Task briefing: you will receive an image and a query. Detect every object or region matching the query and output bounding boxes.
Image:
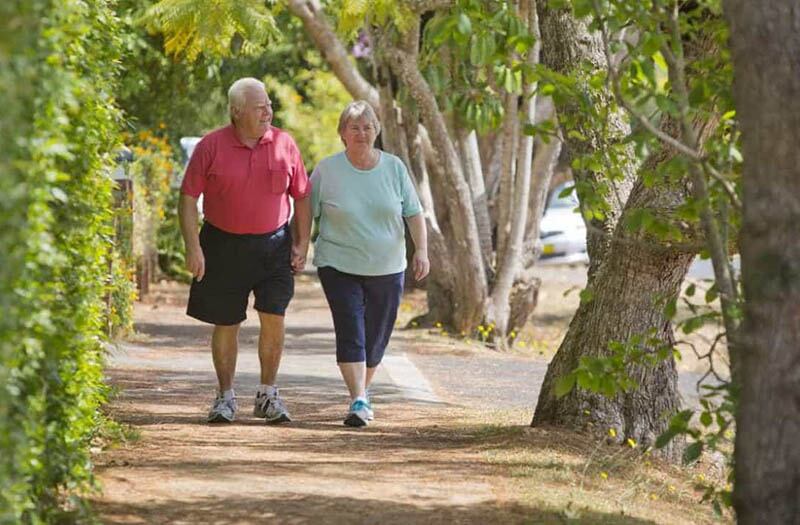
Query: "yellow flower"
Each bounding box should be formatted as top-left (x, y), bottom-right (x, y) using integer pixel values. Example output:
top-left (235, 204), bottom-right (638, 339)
top-left (435, 321), bottom-right (442, 328)
top-left (627, 438), bottom-right (637, 448)
top-left (608, 428), bottom-right (617, 438)
top-left (600, 471), bottom-right (608, 480)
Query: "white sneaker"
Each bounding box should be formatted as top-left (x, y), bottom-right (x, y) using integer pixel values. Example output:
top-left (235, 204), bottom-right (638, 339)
top-left (208, 395), bottom-right (237, 423)
top-left (254, 389), bottom-right (292, 424)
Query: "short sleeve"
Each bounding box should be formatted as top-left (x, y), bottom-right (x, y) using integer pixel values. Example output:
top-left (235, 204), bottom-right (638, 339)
top-left (310, 165), bottom-right (322, 219)
top-left (397, 158), bottom-right (422, 217)
top-left (287, 139), bottom-right (311, 200)
top-left (180, 137), bottom-right (212, 198)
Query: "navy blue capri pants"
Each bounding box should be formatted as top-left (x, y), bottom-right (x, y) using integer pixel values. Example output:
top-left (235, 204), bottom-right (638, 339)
top-left (317, 266), bottom-right (404, 367)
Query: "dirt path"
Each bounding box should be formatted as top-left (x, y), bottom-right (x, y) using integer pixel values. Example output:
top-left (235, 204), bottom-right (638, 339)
top-left (92, 273), bottom-right (722, 525)
top-left (92, 275), bottom-right (533, 524)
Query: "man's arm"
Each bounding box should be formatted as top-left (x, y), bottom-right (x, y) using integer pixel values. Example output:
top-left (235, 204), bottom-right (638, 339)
top-left (178, 193), bottom-right (205, 281)
top-left (405, 213), bottom-right (430, 281)
top-left (290, 195), bottom-right (312, 272)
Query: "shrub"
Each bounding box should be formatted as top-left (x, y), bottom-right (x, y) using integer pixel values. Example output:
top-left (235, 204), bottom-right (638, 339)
top-left (0, 0), bottom-right (127, 521)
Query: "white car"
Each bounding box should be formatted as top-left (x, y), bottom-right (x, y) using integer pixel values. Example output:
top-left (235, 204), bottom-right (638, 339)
top-left (537, 182), bottom-right (589, 265)
top-left (179, 136), bottom-right (203, 215)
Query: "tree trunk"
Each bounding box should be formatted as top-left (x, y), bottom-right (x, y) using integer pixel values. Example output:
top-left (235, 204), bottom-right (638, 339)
top-left (495, 92), bottom-right (518, 261)
top-left (488, 0), bottom-right (541, 346)
top-left (386, 30), bottom-right (488, 332)
top-left (538, 2), bottom-right (637, 280)
top-left (532, 178), bottom-right (692, 456)
top-left (456, 127), bottom-right (494, 276)
top-left (725, 1), bottom-right (800, 522)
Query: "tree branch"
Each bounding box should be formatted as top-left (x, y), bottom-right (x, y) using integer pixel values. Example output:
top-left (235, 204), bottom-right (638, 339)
top-left (592, 0), bottom-right (703, 161)
top-left (284, 0), bottom-right (379, 109)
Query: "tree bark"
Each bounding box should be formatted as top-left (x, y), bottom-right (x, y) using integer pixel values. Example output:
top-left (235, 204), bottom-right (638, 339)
top-left (488, 0), bottom-right (541, 345)
top-left (532, 178), bottom-right (693, 457)
top-left (532, 5), bottom-right (722, 456)
top-left (724, 1), bottom-right (800, 522)
top-left (495, 93), bottom-right (518, 263)
top-left (456, 127), bottom-right (494, 276)
top-left (386, 32), bottom-right (488, 332)
top-left (284, 0), bottom-right (379, 108)
top-left (538, 2), bottom-right (637, 281)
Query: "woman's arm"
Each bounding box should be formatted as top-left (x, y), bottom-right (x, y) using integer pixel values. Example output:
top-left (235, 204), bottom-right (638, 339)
top-left (405, 213), bottom-right (430, 281)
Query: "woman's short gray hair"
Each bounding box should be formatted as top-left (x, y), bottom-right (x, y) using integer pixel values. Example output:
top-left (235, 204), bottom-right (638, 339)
top-left (337, 100), bottom-right (381, 136)
top-left (228, 77), bottom-right (265, 120)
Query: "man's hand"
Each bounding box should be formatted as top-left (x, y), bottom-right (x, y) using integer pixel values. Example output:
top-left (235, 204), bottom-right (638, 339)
top-left (291, 240), bottom-right (309, 273)
top-left (412, 249), bottom-right (430, 281)
top-left (186, 245), bottom-right (205, 282)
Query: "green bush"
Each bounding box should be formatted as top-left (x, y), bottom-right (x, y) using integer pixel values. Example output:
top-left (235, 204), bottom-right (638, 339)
top-left (0, 1), bottom-right (127, 521)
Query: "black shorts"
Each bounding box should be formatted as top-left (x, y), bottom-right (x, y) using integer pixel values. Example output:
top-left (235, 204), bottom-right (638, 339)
top-left (187, 222), bottom-right (294, 325)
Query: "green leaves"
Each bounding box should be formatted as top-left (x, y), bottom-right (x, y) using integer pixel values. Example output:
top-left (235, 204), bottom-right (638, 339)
top-left (143, 0), bottom-right (281, 62)
top-left (1, 0), bottom-right (126, 520)
top-left (554, 373), bottom-right (577, 398)
top-left (420, 1), bottom-right (535, 131)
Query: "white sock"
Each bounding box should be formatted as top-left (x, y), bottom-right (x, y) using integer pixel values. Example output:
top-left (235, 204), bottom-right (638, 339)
top-left (221, 389), bottom-right (235, 401)
top-left (258, 384), bottom-right (277, 397)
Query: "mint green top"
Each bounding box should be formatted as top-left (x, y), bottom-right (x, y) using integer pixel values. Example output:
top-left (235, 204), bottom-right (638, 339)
top-left (311, 151), bottom-right (422, 276)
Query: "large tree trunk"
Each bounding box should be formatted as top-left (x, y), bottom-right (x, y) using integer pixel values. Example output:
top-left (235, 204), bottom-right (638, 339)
top-left (725, 1), bottom-right (800, 522)
top-left (532, 3), bottom-right (726, 457)
top-left (532, 178), bottom-right (694, 456)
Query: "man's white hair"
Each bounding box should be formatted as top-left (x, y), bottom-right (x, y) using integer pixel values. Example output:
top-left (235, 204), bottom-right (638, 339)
top-left (228, 77), bottom-right (266, 121)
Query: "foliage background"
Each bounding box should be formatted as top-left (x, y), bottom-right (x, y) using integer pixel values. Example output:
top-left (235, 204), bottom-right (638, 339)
top-left (0, 0), bottom-right (130, 521)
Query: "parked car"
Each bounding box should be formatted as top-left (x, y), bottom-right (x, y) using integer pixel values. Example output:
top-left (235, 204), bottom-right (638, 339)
top-left (537, 182), bottom-right (589, 265)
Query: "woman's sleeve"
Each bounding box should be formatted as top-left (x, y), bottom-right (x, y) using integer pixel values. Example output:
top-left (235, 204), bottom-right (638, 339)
top-left (398, 159), bottom-right (423, 217)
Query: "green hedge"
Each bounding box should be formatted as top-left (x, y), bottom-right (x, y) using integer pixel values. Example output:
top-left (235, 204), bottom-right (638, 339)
top-left (0, 1), bottom-right (126, 522)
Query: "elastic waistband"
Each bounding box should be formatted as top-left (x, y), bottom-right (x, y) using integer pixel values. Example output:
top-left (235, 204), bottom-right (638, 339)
top-left (203, 221), bottom-right (289, 240)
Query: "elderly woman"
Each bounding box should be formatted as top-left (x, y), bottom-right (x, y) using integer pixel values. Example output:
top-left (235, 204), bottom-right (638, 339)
top-left (311, 100), bottom-right (429, 427)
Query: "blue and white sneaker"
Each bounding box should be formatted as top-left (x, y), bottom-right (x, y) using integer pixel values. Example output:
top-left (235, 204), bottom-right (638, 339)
top-left (344, 398), bottom-right (372, 427)
top-left (207, 395), bottom-right (237, 423)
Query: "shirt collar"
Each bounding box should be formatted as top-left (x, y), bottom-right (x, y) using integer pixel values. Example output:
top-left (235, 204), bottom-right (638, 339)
top-left (227, 124), bottom-right (274, 147)
top-left (260, 126), bottom-right (274, 144)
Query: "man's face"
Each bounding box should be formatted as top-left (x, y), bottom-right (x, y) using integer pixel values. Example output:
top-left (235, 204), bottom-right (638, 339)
top-left (236, 88), bottom-right (272, 138)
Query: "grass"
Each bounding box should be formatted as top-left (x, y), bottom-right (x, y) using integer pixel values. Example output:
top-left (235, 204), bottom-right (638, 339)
top-left (440, 408), bottom-right (732, 524)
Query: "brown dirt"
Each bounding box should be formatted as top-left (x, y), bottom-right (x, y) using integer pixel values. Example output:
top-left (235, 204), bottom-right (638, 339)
top-left (91, 272), bottom-right (729, 524)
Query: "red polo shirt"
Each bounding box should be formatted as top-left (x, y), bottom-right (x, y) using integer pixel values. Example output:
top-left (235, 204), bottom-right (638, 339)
top-left (180, 125), bottom-right (310, 234)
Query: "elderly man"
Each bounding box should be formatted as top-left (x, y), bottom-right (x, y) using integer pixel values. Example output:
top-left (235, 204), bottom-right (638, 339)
top-left (179, 77), bottom-right (311, 424)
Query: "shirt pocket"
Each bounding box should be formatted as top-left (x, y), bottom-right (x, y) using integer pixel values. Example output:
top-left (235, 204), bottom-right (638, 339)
top-left (269, 161), bottom-right (290, 194)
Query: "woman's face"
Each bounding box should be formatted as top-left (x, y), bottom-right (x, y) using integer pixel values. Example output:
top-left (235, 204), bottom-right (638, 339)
top-left (341, 116), bottom-right (378, 150)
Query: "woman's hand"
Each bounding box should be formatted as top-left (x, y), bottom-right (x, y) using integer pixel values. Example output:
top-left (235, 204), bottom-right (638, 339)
top-left (412, 249), bottom-right (430, 281)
